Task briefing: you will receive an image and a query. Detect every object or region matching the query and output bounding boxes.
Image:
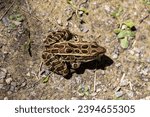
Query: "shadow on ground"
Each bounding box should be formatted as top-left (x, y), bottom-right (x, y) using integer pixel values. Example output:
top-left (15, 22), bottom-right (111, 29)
top-left (65, 55), bottom-right (113, 79)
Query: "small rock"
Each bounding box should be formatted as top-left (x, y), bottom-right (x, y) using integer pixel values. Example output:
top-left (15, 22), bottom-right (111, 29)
top-left (91, 92), bottom-right (97, 96)
top-left (26, 72), bottom-right (31, 77)
top-left (133, 47), bottom-right (141, 54)
top-left (7, 91), bottom-right (13, 95)
top-left (141, 96), bottom-right (150, 100)
top-left (146, 58), bottom-right (150, 63)
top-left (112, 53), bottom-right (118, 59)
top-left (2, 17), bottom-right (10, 26)
top-left (115, 63), bottom-right (121, 68)
top-left (135, 53), bottom-right (140, 58)
top-left (5, 77), bottom-right (12, 85)
top-left (2, 84), bottom-right (10, 91)
top-left (115, 91), bottom-right (124, 98)
top-left (21, 81), bottom-right (27, 88)
top-left (127, 91), bottom-right (134, 98)
top-left (11, 20), bottom-right (22, 26)
top-left (11, 82), bottom-right (17, 87)
top-left (78, 11), bottom-right (84, 16)
top-left (140, 68), bottom-right (149, 76)
top-left (104, 5), bottom-right (111, 13)
top-left (0, 84), bottom-right (4, 89)
top-left (79, 25), bottom-right (89, 33)
top-left (9, 85), bottom-right (15, 92)
top-left (128, 50), bottom-right (135, 55)
top-left (57, 19), bottom-right (63, 26)
top-left (3, 97), bottom-right (8, 100)
top-left (0, 79), bottom-right (4, 84)
top-left (120, 79), bottom-right (129, 87)
top-left (0, 68), bottom-right (7, 79)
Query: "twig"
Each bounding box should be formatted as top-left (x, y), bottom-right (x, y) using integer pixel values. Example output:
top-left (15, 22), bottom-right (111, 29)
top-left (139, 14), bottom-right (149, 24)
top-left (94, 71), bottom-right (97, 92)
top-left (25, 0), bottom-right (31, 14)
top-left (0, 0), bottom-right (15, 20)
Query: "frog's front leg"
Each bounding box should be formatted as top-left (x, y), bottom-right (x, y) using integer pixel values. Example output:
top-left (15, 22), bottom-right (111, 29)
top-left (42, 51), bottom-right (69, 77)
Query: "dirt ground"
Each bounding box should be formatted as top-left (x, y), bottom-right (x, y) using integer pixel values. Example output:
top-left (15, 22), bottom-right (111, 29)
top-left (0, 0), bottom-right (150, 99)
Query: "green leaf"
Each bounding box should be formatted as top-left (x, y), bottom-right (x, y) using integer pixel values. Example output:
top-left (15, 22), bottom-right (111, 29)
top-left (79, 7), bottom-right (89, 15)
top-left (111, 7), bottom-right (123, 18)
top-left (114, 29), bottom-right (121, 34)
top-left (67, 0), bottom-right (72, 4)
top-left (43, 77), bottom-right (49, 83)
top-left (120, 37), bottom-right (129, 48)
top-left (123, 20), bottom-right (135, 28)
top-left (117, 30), bottom-right (135, 39)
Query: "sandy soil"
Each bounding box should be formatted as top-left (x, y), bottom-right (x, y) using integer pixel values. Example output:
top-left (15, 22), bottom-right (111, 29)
top-left (0, 0), bottom-right (150, 99)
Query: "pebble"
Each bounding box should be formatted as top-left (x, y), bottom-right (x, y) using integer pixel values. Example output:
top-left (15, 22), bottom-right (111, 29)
top-left (9, 85), bottom-right (15, 92)
top-left (2, 17), bottom-right (9, 26)
top-left (11, 20), bottom-right (22, 26)
top-left (146, 58), bottom-right (150, 63)
top-left (57, 19), bottom-right (63, 26)
top-left (3, 97), bottom-right (8, 100)
top-left (115, 91), bottom-right (124, 98)
top-left (5, 77), bottom-right (12, 85)
top-left (133, 47), bottom-right (141, 54)
top-left (0, 79), bottom-right (4, 84)
top-left (104, 5), bottom-right (111, 13)
top-left (115, 63), bottom-right (121, 68)
top-left (2, 84), bottom-right (10, 91)
top-left (0, 84), bottom-right (4, 89)
top-left (128, 50), bottom-right (135, 55)
top-left (141, 96), bottom-right (150, 100)
top-left (127, 91), bottom-right (134, 98)
top-left (120, 79), bottom-right (129, 87)
top-left (20, 81), bottom-right (27, 88)
top-left (140, 68), bottom-right (149, 76)
top-left (11, 82), bottom-right (17, 87)
top-left (112, 53), bottom-right (118, 59)
top-left (79, 25), bottom-right (89, 33)
top-left (0, 68), bottom-right (7, 79)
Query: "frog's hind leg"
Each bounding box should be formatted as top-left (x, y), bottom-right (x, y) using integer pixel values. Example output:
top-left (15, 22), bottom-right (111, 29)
top-left (42, 52), bottom-right (69, 77)
top-left (44, 30), bottom-right (73, 47)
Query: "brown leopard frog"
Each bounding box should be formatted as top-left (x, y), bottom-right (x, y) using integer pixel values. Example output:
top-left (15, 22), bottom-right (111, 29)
top-left (42, 29), bottom-right (106, 77)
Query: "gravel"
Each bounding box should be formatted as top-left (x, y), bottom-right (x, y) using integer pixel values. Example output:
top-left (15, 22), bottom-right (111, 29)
top-left (0, 68), bottom-right (7, 79)
top-left (120, 79), bottom-right (129, 87)
top-left (0, 84), bottom-right (4, 89)
top-left (115, 91), bottom-right (124, 98)
top-left (5, 77), bottom-right (13, 85)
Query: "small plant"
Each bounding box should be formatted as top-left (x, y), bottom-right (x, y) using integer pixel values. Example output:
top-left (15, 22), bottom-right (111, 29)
top-left (77, 85), bottom-right (90, 96)
top-left (67, 0), bottom-right (89, 15)
top-left (143, 0), bottom-right (150, 5)
top-left (9, 13), bottom-right (25, 22)
top-left (114, 20), bottom-right (136, 49)
top-left (42, 76), bottom-right (49, 83)
top-left (111, 6), bottom-right (123, 18)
